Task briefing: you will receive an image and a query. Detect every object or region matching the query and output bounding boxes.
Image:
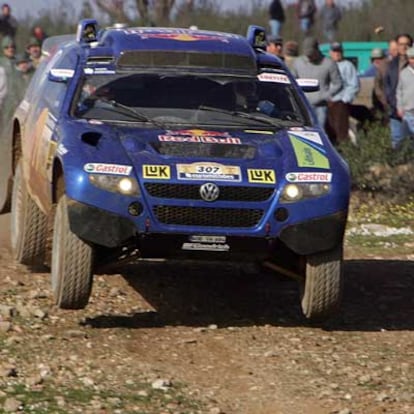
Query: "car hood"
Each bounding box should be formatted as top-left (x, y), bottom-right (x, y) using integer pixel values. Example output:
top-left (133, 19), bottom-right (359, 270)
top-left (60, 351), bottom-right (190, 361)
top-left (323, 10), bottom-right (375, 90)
top-left (113, 126), bottom-right (335, 177)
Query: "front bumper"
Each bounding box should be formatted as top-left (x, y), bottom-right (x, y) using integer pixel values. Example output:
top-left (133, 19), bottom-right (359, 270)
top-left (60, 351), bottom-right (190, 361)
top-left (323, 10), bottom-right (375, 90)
top-left (279, 211), bottom-right (348, 255)
top-left (67, 198), bottom-right (347, 258)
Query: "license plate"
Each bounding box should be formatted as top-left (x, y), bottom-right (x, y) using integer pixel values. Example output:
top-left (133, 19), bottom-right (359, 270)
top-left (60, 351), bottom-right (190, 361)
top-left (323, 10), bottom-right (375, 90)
top-left (182, 242), bottom-right (230, 252)
top-left (189, 235), bottom-right (226, 243)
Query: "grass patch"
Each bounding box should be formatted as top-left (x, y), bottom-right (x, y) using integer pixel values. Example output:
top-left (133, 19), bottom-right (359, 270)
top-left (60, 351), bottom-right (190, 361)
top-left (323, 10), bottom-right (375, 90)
top-left (0, 382), bottom-right (205, 414)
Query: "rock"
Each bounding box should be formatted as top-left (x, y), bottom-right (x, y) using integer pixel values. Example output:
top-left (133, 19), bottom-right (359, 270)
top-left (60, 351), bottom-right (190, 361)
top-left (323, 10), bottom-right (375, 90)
top-left (3, 397), bottom-right (22, 412)
top-left (0, 321), bottom-right (12, 332)
top-left (151, 378), bottom-right (172, 391)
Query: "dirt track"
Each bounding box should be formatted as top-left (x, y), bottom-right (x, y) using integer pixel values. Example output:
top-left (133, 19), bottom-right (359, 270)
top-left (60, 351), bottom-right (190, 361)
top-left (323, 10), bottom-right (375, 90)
top-left (0, 213), bottom-right (413, 414)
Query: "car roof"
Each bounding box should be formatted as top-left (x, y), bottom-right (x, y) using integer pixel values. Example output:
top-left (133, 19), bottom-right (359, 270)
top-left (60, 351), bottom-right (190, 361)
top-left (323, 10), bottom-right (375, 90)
top-left (44, 25), bottom-right (262, 77)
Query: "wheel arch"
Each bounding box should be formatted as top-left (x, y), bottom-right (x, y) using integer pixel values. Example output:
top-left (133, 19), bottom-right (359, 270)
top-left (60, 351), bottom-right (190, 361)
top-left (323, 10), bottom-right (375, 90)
top-left (12, 119), bottom-right (22, 175)
top-left (52, 158), bottom-right (65, 204)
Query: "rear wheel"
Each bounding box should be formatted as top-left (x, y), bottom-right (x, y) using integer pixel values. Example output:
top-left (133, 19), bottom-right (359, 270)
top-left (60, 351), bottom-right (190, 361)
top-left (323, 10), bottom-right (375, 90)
top-left (10, 161), bottom-right (47, 265)
top-left (51, 195), bottom-right (93, 309)
top-left (300, 245), bottom-right (343, 321)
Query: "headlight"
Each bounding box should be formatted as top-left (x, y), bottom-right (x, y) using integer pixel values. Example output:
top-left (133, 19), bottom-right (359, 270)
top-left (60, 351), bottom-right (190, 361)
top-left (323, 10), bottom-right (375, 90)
top-left (280, 183), bottom-right (330, 203)
top-left (89, 174), bottom-right (140, 196)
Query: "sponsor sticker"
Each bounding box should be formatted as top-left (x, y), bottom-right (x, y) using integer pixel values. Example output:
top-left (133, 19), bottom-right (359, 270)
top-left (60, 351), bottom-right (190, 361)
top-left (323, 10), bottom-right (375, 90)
top-left (289, 131), bottom-right (323, 145)
top-left (247, 169), bottom-right (276, 184)
top-left (84, 163), bottom-right (132, 175)
top-left (182, 242), bottom-right (230, 252)
top-left (289, 136), bottom-right (330, 169)
top-left (142, 165), bottom-right (171, 179)
top-left (159, 129), bottom-right (242, 145)
top-left (244, 130), bottom-right (274, 135)
top-left (258, 73), bottom-right (290, 84)
top-left (177, 162), bottom-right (241, 181)
top-left (286, 172), bottom-right (332, 182)
top-left (129, 28), bottom-right (232, 43)
top-left (56, 143), bottom-right (68, 156)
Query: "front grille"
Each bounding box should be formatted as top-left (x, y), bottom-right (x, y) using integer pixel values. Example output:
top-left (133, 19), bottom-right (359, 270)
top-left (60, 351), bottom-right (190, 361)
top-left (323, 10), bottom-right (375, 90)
top-left (145, 183), bottom-right (274, 202)
top-left (153, 205), bottom-right (263, 227)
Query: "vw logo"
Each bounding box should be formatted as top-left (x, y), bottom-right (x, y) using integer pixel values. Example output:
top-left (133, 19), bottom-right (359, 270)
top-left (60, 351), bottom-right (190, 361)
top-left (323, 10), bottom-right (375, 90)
top-left (200, 182), bottom-right (220, 202)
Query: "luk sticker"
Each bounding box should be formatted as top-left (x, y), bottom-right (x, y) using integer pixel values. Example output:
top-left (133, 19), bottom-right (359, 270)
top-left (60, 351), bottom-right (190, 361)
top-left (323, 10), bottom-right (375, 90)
top-left (286, 172), bottom-right (332, 183)
top-left (159, 129), bottom-right (241, 145)
top-left (289, 136), bottom-right (330, 169)
top-left (177, 162), bottom-right (241, 181)
top-left (84, 163), bottom-right (132, 175)
top-left (258, 73), bottom-right (290, 84)
top-left (247, 169), bottom-right (276, 184)
top-left (142, 165), bottom-right (170, 179)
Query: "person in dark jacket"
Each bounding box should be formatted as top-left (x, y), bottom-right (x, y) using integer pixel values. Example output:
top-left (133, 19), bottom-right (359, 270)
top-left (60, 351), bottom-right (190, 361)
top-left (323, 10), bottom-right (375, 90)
top-left (320, 0), bottom-right (342, 42)
top-left (297, 0), bottom-right (317, 35)
top-left (384, 33), bottom-right (413, 148)
top-left (0, 3), bottom-right (17, 40)
top-left (268, 0), bottom-right (285, 38)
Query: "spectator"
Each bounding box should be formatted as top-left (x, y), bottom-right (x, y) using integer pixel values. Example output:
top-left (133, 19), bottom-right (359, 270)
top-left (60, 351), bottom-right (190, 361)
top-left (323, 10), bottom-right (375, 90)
top-left (320, 0), bottom-right (342, 42)
top-left (0, 65), bottom-right (6, 109)
top-left (268, 0), bottom-right (285, 39)
top-left (283, 40), bottom-right (299, 71)
top-left (296, 0), bottom-right (317, 36)
top-left (326, 42), bottom-right (360, 144)
top-left (31, 25), bottom-right (48, 47)
top-left (371, 48), bottom-right (389, 124)
top-left (25, 37), bottom-right (42, 68)
top-left (388, 39), bottom-right (398, 61)
top-left (0, 35), bottom-right (16, 74)
top-left (291, 36), bottom-right (342, 129)
top-left (396, 47), bottom-right (414, 140)
top-left (266, 36), bottom-right (284, 60)
top-left (384, 33), bottom-right (413, 149)
top-left (0, 3), bottom-right (17, 40)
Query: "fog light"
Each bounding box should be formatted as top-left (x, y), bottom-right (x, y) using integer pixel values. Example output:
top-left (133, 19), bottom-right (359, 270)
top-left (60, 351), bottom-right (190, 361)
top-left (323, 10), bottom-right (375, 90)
top-left (128, 202), bottom-right (143, 216)
top-left (274, 207), bottom-right (289, 222)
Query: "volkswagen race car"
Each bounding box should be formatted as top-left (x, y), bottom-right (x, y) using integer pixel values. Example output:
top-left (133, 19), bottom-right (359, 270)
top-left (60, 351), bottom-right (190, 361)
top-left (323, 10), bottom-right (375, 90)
top-left (1, 20), bottom-right (350, 321)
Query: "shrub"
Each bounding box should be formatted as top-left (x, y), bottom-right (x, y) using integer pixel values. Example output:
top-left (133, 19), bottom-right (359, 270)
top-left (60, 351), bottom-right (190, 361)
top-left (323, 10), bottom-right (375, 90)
top-left (337, 121), bottom-right (414, 195)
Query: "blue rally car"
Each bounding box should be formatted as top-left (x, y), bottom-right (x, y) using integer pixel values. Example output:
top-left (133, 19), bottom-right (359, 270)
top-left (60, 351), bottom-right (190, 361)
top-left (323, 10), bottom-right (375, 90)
top-left (1, 20), bottom-right (350, 320)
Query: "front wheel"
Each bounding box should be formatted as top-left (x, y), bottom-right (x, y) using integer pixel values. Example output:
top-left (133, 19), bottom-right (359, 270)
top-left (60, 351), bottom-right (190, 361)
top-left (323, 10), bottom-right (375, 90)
top-left (51, 195), bottom-right (93, 309)
top-left (300, 245), bottom-right (343, 321)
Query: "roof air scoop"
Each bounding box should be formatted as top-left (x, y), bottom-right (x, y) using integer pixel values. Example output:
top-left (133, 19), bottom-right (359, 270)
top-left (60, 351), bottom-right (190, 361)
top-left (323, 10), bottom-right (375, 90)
top-left (76, 19), bottom-right (99, 44)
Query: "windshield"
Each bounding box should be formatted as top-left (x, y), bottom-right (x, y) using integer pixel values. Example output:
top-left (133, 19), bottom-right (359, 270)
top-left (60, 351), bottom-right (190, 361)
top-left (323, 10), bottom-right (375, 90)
top-left (73, 71), bottom-right (310, 128)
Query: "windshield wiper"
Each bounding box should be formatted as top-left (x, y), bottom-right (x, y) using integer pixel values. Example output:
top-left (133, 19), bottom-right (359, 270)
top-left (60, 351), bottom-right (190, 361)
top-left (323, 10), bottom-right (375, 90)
top-left (90, 97), bottom-right (166, 129)
top-left (198, 105), bottom-right (282, 128)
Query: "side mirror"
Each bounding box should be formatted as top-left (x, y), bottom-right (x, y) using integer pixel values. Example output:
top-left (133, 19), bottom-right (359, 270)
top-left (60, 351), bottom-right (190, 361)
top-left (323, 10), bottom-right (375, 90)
top-left (48, 68), bottom-right (75, 82)
top-left (296, 78), bottom-right (319, 92)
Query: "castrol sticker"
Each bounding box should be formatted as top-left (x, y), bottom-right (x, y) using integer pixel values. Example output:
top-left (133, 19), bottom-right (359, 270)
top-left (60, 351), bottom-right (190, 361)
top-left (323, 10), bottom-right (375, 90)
top-left (84, 163), bottom-right (132, 175)
top-left (286, 172), bottom-right (332, 182)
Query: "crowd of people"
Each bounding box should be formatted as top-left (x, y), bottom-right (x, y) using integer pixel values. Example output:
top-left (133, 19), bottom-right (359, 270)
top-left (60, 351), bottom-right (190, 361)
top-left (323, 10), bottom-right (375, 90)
top-left (267, 0), bottom-right (414, 150)
top-left (269, 0), bottom-right (342, 42)
top-left (0, 3), bottom-right (47, 124)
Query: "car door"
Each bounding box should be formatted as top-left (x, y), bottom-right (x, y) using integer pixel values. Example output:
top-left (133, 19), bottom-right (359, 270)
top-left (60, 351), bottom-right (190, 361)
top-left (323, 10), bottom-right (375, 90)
top-left (24, 49), bottom-right (77, 213)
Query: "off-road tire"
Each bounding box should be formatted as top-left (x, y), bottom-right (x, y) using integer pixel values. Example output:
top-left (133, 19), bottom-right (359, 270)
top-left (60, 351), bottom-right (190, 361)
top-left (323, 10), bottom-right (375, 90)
top-left (10, 161), bottom-right (47, 265)
top-left (51, 195), bottom-right (93, 309)
top-left (300, 245), bottom-right (343, 321)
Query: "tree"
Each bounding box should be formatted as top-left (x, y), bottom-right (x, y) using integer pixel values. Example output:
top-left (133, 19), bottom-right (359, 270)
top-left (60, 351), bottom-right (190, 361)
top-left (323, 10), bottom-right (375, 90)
top-left (92, 0), bottom-right (194, 26)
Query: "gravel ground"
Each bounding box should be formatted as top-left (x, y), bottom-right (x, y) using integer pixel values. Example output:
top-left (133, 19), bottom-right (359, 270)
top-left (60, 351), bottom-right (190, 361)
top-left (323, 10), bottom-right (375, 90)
top-left (0, 213), bottom-right (413, 414)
